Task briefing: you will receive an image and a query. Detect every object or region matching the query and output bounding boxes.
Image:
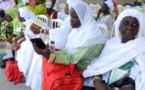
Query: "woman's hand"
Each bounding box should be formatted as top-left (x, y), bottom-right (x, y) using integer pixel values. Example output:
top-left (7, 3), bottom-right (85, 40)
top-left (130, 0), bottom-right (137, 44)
top-left (20, 29), bottom-right (24, 38)
top-left (95, 9), bottom-right (102, 21)
top-left (33, 43), bottom-right (51, 59)
top-left (30, 23), bottom-right (41, 34)
top-left (14, 43), bottom-right (21, 51)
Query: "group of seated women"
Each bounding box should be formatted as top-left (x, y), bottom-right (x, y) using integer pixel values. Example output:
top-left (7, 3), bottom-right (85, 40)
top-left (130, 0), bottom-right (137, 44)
top-left (0, 0), bottom-right (145, 90)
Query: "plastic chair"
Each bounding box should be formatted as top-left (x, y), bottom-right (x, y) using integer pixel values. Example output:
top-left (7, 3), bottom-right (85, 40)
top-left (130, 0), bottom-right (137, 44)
top-left (37, 15), bottom-right (49, 26)
top-left (50, 19), bottom-right (63, 29)
top-left (59, 3), bottom-right (66, 12)
top-left (98, 24), bottom-right (108, 40)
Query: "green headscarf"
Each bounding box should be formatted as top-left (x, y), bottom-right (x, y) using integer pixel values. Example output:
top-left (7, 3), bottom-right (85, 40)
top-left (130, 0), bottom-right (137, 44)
top-left (26, 5), bottom-right (36, 15)
top-left (35, 3), bottom-right (47, 15)
top-left (5, 8), bottom-right (18, 19)
top-left (5, 7), bottom-right (25, 36)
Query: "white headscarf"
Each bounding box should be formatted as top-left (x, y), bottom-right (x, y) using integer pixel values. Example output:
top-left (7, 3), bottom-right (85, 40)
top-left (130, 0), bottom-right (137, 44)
top-left (66, 1), bottom-right (105, 53)
top-left (18, 7), bottom-right (36, 22)
top-left (104, 0), bottom-right (114, 14)
top-left (83, 9), bottom-right (145, 90)
top-left (18, 7), bottom-right (50, 40)
top-left (49, 0), bottom-right (82, 50)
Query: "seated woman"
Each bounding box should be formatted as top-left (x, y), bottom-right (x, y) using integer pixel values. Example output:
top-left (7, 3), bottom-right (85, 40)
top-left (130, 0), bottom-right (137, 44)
top-left (4, 7), bottom-right (25, 43)
top-left (96, 0), bottom-right (115, 39)
top-left (16, 7), bottom-right (50, 90)
top-left (32, 1), bottom-right (105, 89)
top-left (83, 9), bottom-right (145, 90)
top-left (0, 10), bottom-right (13, 41)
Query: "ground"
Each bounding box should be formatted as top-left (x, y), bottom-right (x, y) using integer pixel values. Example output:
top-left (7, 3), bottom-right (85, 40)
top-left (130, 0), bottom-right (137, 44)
top-left (0, 68), bottom-right (31, 90)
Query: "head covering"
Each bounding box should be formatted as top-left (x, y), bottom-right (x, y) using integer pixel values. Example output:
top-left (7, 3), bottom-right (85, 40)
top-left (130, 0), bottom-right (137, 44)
top-left (66, 1), bottom-right (105, 53)
top-left (18, 7), bottom-right (36, 21)
top-left (49, 0), bottom-right (83, 50)
top-left (83, 9), bottom-right (145, 90)
top-left (5, 7), bottom-right (18, 19)
top-left (104, 0), bottom-right (114, 14)
top-left (114, 9), bottom-right (145, 43)
top-left (67, 0), bottom-right (82, 9)
top-left (0, 0), bottom-right (13, 10)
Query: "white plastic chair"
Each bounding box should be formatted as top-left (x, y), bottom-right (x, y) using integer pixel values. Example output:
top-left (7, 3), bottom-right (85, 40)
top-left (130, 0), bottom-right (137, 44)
top-left (98, 24), bottom-right (108, 40)
top-left (37, 15), bottom-right (49, 26)
top-left (59, 3), bottom-right (66, 12)
top-left (50, 19), bottom-right (63, 29)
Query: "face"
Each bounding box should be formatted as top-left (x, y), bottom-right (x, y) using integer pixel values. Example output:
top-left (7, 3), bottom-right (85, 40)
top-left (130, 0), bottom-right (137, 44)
top-left (65, 4), bottom-right (69, 15)
top-left (5, 14), bottom-right (13, 22)
top-left (101, 4), bottom-right (109, 13)
top-left (119, 16), bottom-right (139, 43)
top-left (30, 23), bottom-right (41, 34)
top-left (18, 12), bottom-right (26, 22)
top-left (70, 8), bottom-right (81, 28)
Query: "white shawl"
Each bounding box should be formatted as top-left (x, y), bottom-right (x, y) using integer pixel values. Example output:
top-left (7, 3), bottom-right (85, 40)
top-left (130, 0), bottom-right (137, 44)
top-left (83, 9), bottom-right (145, 90)
top-left (104, 0), bottom-right (114, 14)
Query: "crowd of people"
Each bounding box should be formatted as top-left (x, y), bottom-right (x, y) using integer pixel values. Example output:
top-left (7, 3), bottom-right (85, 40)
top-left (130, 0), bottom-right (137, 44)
top-left (0, 0), bottom-right (145, 90)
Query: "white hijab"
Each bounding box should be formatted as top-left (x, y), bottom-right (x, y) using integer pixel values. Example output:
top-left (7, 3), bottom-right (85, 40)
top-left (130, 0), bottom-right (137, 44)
top-left (66, 1), bottom-right (105, 53)
top-left (83, 9), bottom-right (145, 90)
top-left (18, 7), bottom-right (36, 23)
top-left (18, 7), bottom-right (50, 40)
top-left (49, 0), bottom-right (82, 50)
top-left (104, 0), bottom-right (114, 14)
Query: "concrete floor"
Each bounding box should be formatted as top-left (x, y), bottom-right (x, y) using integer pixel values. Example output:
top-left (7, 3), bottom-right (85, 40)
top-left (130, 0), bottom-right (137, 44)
top-left (0, 68), bottom-right (31, 90)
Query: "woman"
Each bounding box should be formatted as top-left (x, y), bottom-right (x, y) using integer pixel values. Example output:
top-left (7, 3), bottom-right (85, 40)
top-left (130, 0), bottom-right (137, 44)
top-left (96, 0), bottom-right (115, 39)
top-left (0, 0), bottom-right (13, 10)
top-left (33, 2), bottom-right (105, 89)
top-left (49, 0), bottom-right (75, 50)
top-left (83, 9), bottom-right (145, 90)
top-left (4, 7), bottom-right (25, 41)
top-left (16, 7), bottom-right (49, 90)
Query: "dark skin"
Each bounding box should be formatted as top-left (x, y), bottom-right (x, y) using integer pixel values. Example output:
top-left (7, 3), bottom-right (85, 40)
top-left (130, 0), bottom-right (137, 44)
top-left (95, 4), bottom-right (110, 21)
top-left (119, 16), bottom-right (139, 43)
top-left (33, 8), bottom-right (81, 60)
top-left (8, 12), bottom-right (26, 49)
top-left (4, 14), bottom-right (16, 43)
top-left (5, 14), bottom-right (13, 22)
top-left (18, 12), bottom-right (26, 22)
top-left (30, 23), bottom-right (49, 34)
top-left (93, 16), bottom-right (139, 90)
top-left (70, 8), bottom-right (81, 28)
top-left (30, 23), bottom-right (42, 34)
